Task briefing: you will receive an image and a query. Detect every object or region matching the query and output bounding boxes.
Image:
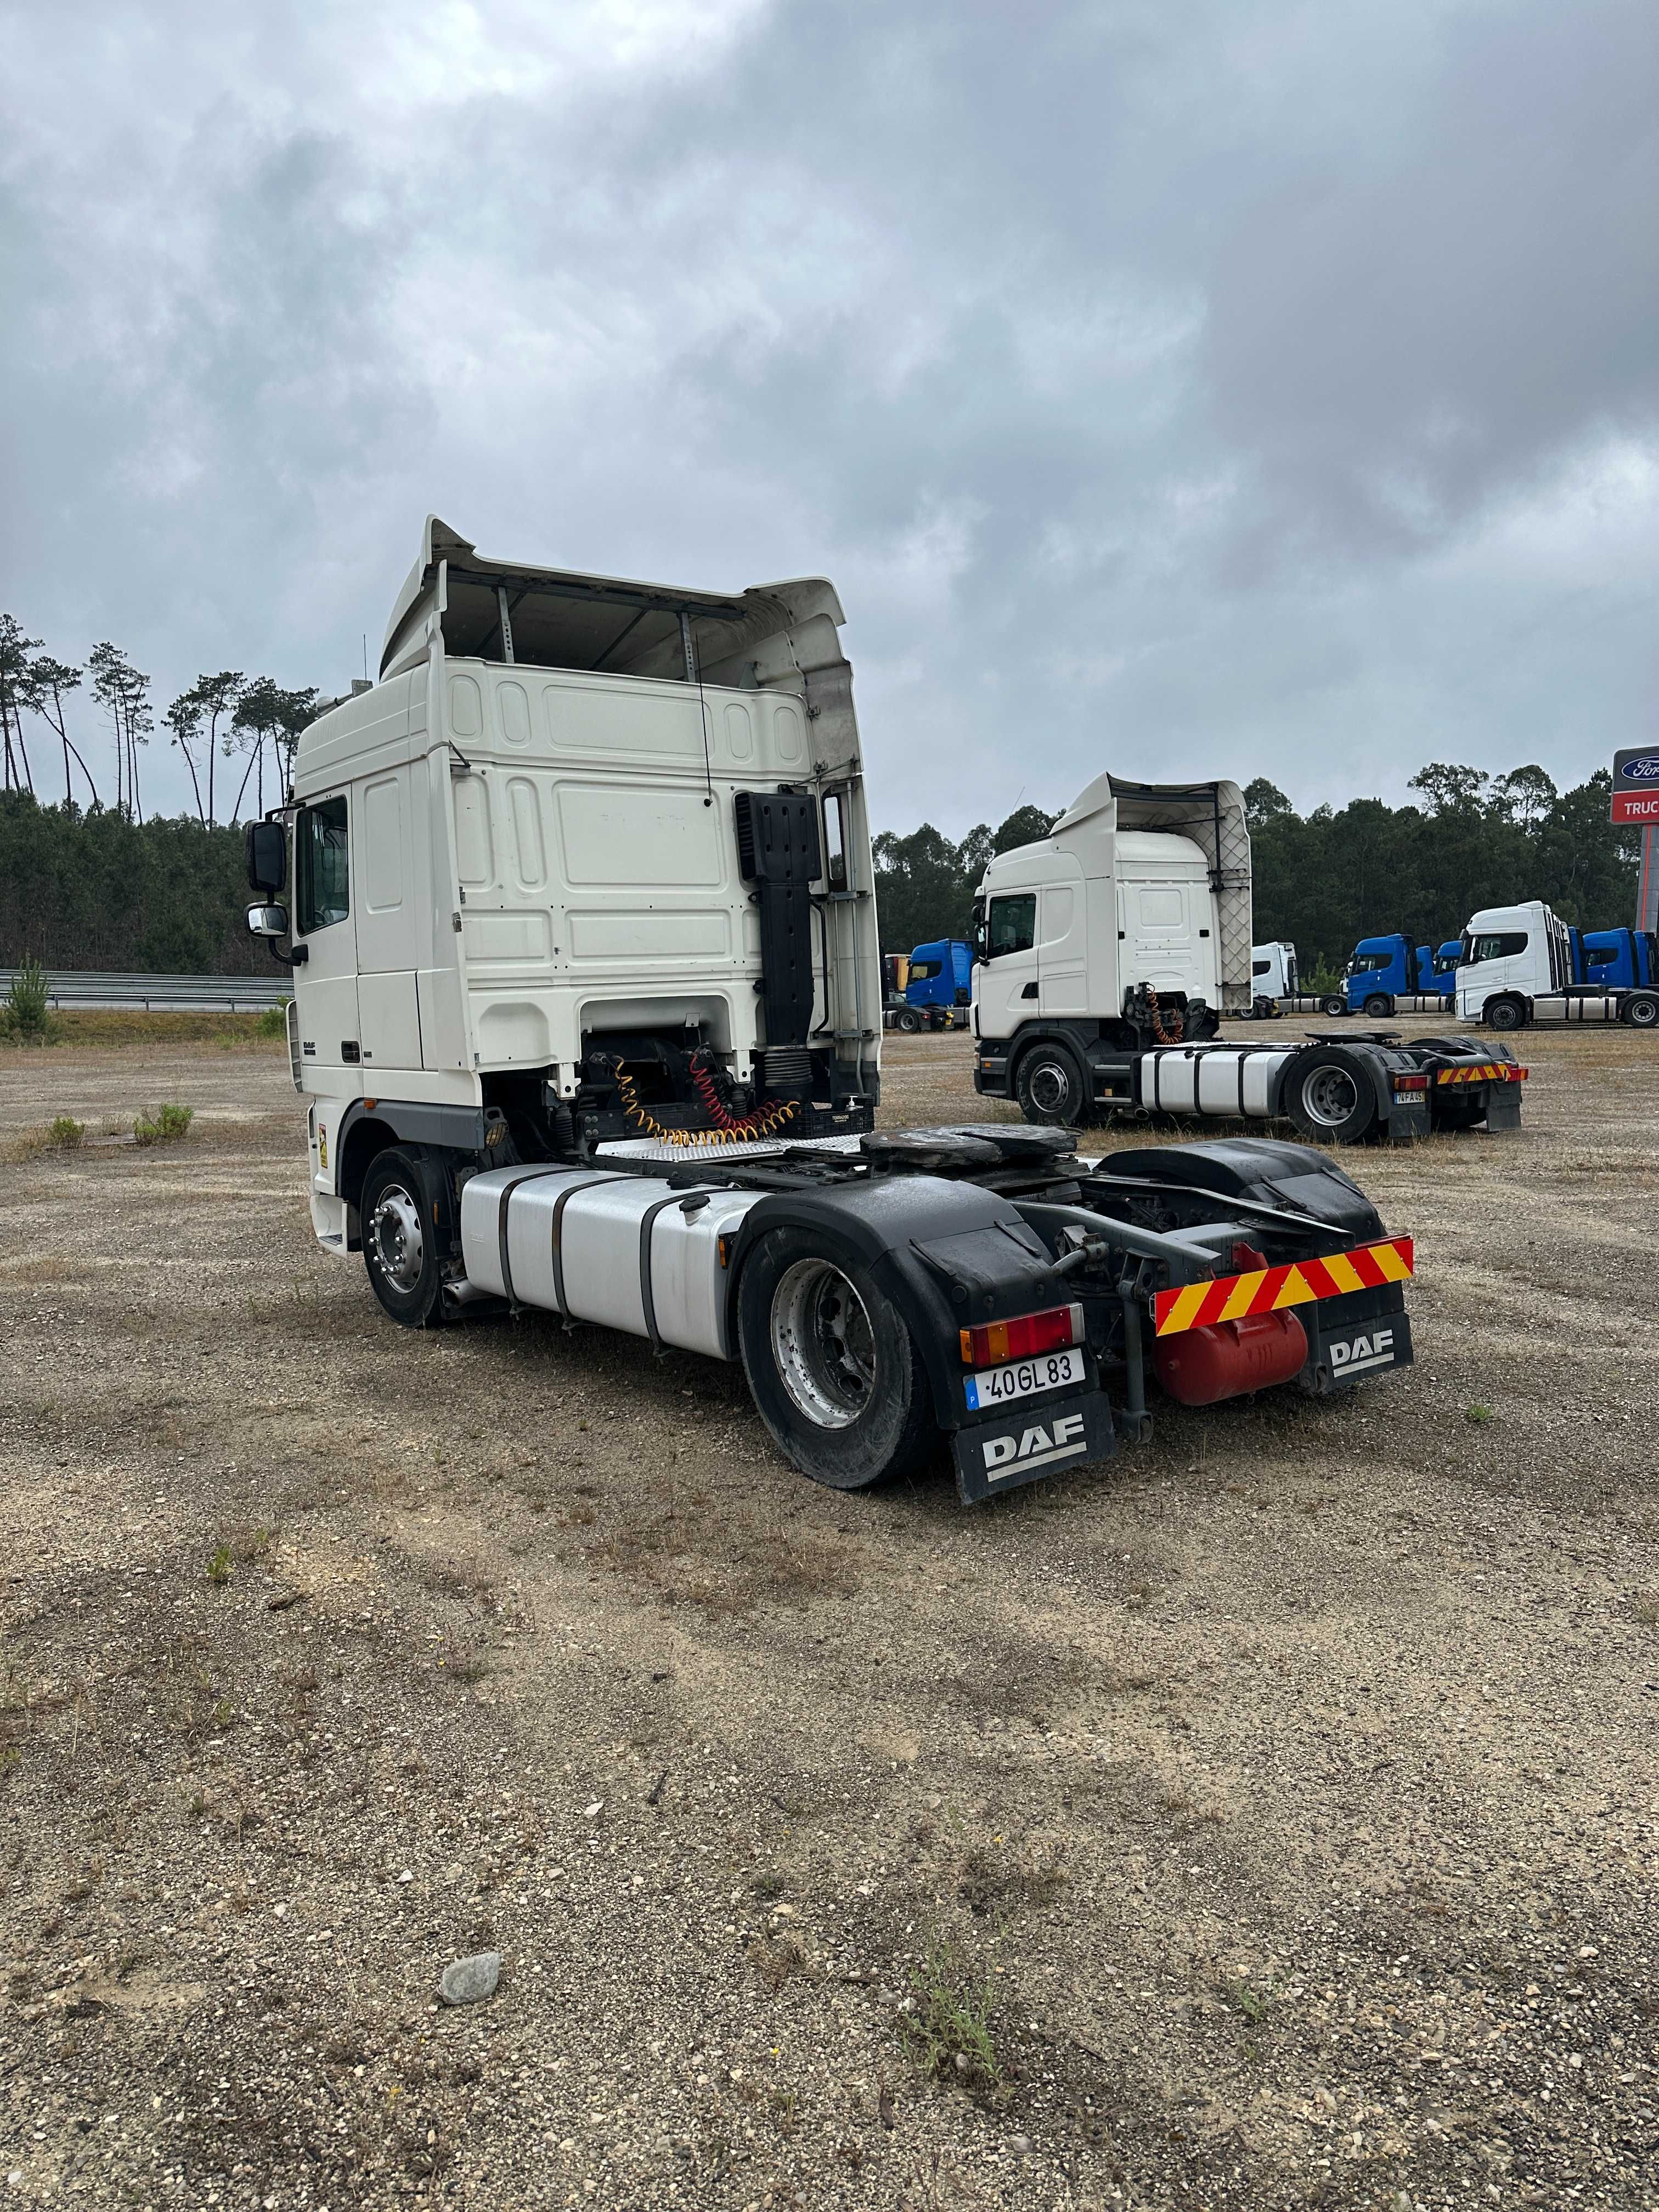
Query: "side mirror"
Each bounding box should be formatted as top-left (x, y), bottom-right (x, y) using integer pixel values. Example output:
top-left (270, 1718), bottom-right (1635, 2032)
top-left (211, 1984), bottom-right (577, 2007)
top-left (246, 902), bottom-right (289, 938)
top-left (246, 820), bottom-right (287, 896)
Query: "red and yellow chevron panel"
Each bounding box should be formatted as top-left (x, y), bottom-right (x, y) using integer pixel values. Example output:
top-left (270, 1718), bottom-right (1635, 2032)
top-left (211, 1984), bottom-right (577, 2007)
top-left (1153, 1237), bottom-right (1415, 1338)
top-left (1435, 1063), bottom-right (1525, 1085)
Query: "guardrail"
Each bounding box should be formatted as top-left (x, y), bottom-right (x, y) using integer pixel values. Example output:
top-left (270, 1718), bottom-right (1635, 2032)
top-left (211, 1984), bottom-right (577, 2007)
top-left (0, 970), bottom-right (291, 1012)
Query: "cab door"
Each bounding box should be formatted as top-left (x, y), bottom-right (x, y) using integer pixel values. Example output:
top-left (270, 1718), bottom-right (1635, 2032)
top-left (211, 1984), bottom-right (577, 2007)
top-left (1036, 866), bottom-right (1088, 1015)
top-left (975, 891), bottom-right (1039, 1040)
top-left (291, 792), bottom-right (361, 1072)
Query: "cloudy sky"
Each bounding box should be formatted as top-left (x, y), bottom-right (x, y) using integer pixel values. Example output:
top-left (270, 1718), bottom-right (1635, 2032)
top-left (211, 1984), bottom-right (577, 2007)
top-left (4, 0), bottom-right (1657, 834)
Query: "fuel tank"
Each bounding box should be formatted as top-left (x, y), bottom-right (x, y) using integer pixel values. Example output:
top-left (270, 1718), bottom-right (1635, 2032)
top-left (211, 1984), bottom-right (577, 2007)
top-left (459, 1165), bottom-right (760, 1358)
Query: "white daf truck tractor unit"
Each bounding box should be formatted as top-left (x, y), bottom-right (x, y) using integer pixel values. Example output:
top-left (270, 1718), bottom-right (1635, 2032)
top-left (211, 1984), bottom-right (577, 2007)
top-left (968, 777), bottom-right (1524, 1144)
top-left (246, 518), bottom-right (1427, 1504)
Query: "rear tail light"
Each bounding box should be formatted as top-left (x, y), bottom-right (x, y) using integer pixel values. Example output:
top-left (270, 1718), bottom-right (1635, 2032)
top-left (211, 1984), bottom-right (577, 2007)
top-left (959, 1303), bottom-right (1083, 1367)
top-left (1393, 1074), bottom-right (1429, 1092)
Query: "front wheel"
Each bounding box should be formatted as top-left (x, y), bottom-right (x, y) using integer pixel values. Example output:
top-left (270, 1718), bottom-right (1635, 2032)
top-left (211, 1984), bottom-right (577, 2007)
top-left (1014, 1040), bottom-right (1089, 1127)
top-left (1284, 1047), bottom-right (1380, 1144)
top-left (895, 1007), bottom-right (922, 1033)
top-left (1363, 994), bottom-right (1393, 1018)
top-left (736, 1231), bottom-right (937, 1489)
top-left (1622, 991), bottom-right (1659, 1029)
top-left (1486, 996), bottom-right (1526, 1032)
top-left (360, 1146), bottom-right (448, 1328)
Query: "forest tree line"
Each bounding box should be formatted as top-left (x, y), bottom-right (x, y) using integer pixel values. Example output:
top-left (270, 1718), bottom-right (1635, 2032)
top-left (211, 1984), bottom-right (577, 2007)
top-left (0, 752), bottom-right (1639, 979)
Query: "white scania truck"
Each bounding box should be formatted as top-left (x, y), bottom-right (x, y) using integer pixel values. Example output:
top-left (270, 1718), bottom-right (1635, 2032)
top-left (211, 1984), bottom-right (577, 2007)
top-left (247, 518), bottom-right (1428, 1502)
top-left (967, 780), bottom-right (1523, 1144)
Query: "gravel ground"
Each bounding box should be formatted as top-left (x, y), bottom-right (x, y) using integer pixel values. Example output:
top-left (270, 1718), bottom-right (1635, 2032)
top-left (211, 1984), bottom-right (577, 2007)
top-left (2, 1021), bottom-right (1656, 2211)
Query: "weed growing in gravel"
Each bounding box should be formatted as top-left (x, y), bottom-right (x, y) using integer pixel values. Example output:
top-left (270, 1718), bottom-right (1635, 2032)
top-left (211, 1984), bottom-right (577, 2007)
top-left (1465, 1403), bottom-right (1495, 1426)
top-left (1222, 1976), bottom-right (1274, 2023)
top-left (751, 1867), bottom-right (787, 1900)
top-left (958, 1841), bottom-right (1068, 1917)
top-left (901, 1929), bottom-right (1000, 2087)
top-left (205, 1544), bottom-right (234, 1584)
top-left (1631, 1592), bottom-right (1659, 1626)
top-left (134, 1102), bottom-right (194, 1146)
top-left (47, 1115), bottom-right (84, 1148)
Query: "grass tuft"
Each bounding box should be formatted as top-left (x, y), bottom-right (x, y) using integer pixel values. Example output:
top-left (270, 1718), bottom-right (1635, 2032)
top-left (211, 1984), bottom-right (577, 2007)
top-left (1465, 1403), bottom-right (1494, 1426)
top-left (900, 1929), bottom-right (1000, 2087)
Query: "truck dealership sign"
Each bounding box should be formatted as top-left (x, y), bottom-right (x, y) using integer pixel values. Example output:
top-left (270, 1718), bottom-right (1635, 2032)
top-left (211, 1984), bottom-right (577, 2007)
top-left (1611, 749), bottom-right (1659, 825)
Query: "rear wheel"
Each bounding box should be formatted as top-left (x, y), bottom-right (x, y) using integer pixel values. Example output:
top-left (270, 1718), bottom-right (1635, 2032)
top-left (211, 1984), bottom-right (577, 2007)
top-left (1486, 996), bottom-right (1526, 1031)
top-left (737, 1231), bottom-right (936, 1489)
top-left (1320, 995), bottom-right (1347, 1017)
top-left (361, 1146), bottom-right (448, 1328)
top-left (1014, 1040), bottom-right (1089, 1127)
top-left (1285, 1048), bottom-right (1380, 1144)
top-left (1622, 991), bottom-right (1659, 1029)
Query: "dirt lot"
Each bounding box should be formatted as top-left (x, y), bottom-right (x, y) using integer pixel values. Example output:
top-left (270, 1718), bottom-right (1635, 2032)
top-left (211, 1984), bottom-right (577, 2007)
top-left (2, 1019), bottom-right (1656, 2210)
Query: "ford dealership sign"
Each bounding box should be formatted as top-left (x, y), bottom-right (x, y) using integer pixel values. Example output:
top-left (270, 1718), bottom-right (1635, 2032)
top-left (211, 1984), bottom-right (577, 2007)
top-left (1612, 749), bottom-right (1659, 825)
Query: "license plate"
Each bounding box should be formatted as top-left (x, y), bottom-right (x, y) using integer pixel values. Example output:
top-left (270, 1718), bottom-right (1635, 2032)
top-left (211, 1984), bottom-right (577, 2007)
top-left (963, 1345), bottom-right (1084, 1410)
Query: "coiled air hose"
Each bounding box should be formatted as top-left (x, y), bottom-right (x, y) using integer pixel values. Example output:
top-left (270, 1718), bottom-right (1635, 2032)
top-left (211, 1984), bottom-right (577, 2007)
top-left (612, 1055), bottom-right (798, 1148)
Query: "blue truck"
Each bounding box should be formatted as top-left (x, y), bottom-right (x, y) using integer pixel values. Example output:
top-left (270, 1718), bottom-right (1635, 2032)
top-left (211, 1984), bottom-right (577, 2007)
top-left (1574, 927), bottom-right (1656, 991)
top-left (1342, 935), bottom-right (1461, 1017)
top-left (889, 938), bottom-right (974, 1031)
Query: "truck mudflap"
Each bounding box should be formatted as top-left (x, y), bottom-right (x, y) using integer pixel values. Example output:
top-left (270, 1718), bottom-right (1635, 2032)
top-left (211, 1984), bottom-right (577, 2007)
top-left (952, 1389), bottom-right (1116, 1504)
top-left (1149, 1232), bottom-right (1415, 1398)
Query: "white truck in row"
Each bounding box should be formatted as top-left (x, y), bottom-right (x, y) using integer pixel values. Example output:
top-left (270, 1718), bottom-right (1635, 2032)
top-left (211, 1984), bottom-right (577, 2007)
top-left (246, 517), bottom-right (1430, 1502)
top-left (1458, 901), bottom-right (1659, 1030)
top-left (966, 783), bottom-right (1524, 1144)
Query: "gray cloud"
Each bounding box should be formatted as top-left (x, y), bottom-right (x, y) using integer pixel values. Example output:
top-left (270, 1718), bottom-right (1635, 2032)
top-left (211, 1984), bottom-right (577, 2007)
top-left (3, 0), bottom-right (1656, 831)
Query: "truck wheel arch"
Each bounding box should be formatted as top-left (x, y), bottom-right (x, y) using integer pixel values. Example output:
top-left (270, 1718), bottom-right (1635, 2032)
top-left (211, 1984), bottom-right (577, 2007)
top-left (338, 1113), bottom-right (403, 1215)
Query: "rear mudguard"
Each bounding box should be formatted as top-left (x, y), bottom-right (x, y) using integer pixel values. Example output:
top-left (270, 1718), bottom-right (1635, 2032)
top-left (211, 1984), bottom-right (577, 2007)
top-left (724, 1176), bottom-right (1084, 1436)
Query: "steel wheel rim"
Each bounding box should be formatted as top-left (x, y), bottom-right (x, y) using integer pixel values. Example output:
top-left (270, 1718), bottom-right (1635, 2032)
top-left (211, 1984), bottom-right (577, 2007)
top-left (1631, 998), bottom-right (1657, 1028)
top-left (370, 1182), bottom-right (424, 1290)
top-left (770, 1258), bottom-right (876, 1429)
top-left (1027, 1058), bottom-right (1072, 1115)
top-left (1301, 1066), bottom-right (1359, 1128)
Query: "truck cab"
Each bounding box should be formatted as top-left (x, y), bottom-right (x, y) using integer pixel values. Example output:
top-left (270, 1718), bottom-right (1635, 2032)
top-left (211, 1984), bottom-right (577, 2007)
top-left (1345, 935), bottom-right (1417, 1015)
top-left (1455, 901), bottom-right (1573, 1026)
top-left (1580, 928), bottom-right (1656, 991)
top-left (1429, 942), bottom-right (1461, 998)
top-left (245, 516), bottom-right (882, 1256)
top-left (898, 938), bottom-right (973, 1030)
top-left (969, 775), bottom-right (1249, 1123)
top-left (1249, 940), bottom-right (1297, 1012)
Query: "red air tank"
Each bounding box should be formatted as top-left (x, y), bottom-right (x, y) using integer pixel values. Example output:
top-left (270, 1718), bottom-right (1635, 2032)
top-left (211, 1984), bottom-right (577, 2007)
top-left (1153, 1310), bottom-right (1308, 1407)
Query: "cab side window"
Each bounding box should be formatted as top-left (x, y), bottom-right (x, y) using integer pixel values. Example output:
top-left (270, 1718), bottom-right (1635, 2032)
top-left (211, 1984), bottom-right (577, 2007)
top-left (986, 894), bottom-right (1036, 958)
top-left (296, 795), bottom-right (350, 933)
top-left (1469, 931), bottom-right (1526, 963)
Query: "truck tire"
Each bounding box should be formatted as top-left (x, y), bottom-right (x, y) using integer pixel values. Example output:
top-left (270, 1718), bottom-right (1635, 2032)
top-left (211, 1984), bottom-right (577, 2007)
top-left (1014, 1039), bottom-right (1089, 1127)
top-left (1362, 994), bottom-right (1393, 1018)
top-left (1486, 996), bottom-right (1526, 1032)
top-left (1285, 1048), bottom-right (1380, 1144)
top-left (1319, 995), bottom-right (1347, 1017)
top-left (895, 1007), bottom-right (922, 1034)
top-left (736, 1229), bottom-right (937, 1489)
top-left (1622, 991), bottom-right (1659, 1029)
top-left (360, 1146), bottom-right (448, 1329)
